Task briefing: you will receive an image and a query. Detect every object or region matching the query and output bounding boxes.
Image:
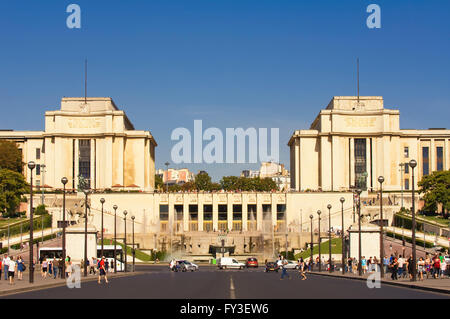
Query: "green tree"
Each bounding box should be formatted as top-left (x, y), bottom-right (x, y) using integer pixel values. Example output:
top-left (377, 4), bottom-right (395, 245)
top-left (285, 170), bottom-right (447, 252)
top-left (194, 172), bottom-right (213, 191)
top-left (155, 174), bottom-right (164, 190)
top-left (0, 168), bottom-right (28, 217)
top-left (35, 204), bottom-right (48, 216)
top-left (418, 170), bottom-right (450, 217)
top-left (0, 140), bottom-right (23, 173)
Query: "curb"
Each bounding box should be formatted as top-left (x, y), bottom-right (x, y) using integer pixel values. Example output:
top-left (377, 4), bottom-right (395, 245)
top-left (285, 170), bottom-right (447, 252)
top-left (308, 272), bottom-right (450, 296)
top-left (0, 272), bottom-right (142, 297)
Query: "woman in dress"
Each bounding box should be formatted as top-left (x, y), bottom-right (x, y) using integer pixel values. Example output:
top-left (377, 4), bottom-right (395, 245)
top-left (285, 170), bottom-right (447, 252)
top-left (417, 257), bottom-right (425, 281)
top-left (41, 258), bottom-right (48, 279)
top-left (16, 256), bottom-right (25, 280)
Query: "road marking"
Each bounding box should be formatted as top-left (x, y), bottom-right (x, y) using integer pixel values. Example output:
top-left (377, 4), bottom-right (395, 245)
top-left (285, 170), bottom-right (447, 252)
top-left (230, 276), bottom-right (236, 299)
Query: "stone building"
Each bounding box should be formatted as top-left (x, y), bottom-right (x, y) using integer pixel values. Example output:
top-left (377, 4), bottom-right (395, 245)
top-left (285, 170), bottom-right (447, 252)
top-left (289, 96), bottom-right (450, 192)
top-left (0, 97), bottom-right (157, 192)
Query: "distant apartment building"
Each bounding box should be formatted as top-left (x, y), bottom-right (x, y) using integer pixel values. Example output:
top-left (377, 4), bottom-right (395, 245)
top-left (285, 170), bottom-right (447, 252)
top-left (157, 168), bottom-right (195, 185)
top-left (241, 162), bottom-right (290, 191)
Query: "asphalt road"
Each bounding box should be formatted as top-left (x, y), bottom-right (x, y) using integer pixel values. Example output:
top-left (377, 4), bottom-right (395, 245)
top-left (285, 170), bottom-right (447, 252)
top-left (2, 265), bottom-right (449, 299)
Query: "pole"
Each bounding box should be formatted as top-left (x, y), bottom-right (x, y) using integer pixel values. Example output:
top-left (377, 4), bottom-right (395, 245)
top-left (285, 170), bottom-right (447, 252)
top-left (100, 198), bottom-right (105, 258)
top-left (41, 214), bottom-right (44, 243)
top-left (327, 205), bottom-right (332, 273)
top-left (378, 177), bottom-right (385, 277)
top-left (7, 224), bottom-right (10, 255)
top-left (132, 216), bottom-right (135, 272)
top-left (28, 162), bottom-right (35, 284)
top-left (400, 164), bottom-right (404, 209)
top-left (340, 198), bottom-right (345, 274)
top-left (357, 189), bottom-right (362, 276)
top-left (113, 205), bottom-right (117, 273)
top-left (61, 178), bottom-right (67, 279)
top-left (310, 215), bottom-right (314, 271)
top-left (317, 210), bottom-right (321, 272)
top-left (410, 160), bottom-right (417, 281)
top-left (84, 191), bottom-right (88, 277)
top-left (124, 211), bottom-right (128, 272)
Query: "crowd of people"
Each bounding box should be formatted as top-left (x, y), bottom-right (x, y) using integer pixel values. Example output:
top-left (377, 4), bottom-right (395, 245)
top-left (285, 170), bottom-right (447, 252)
top-left (0, 254), bottom-right (112, 285)
top-left (301, 251), bottom-right (449, 281)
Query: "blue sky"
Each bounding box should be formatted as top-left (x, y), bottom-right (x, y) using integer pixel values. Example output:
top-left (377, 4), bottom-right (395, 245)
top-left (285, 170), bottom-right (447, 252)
top-left (1, 0), bottom-right (449, 181)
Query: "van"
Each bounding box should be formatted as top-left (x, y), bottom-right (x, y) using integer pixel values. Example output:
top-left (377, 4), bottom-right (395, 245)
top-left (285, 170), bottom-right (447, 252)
top-left (217, 257), bottom-right (245, 270)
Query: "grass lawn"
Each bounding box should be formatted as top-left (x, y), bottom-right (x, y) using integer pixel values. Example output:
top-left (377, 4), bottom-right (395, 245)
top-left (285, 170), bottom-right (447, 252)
top-left (101, 239), bottom-right (152, 261)
top-left (294, 238), bottom-right (342, 260)
top-left (417, 214), bottom-right (449, 227)
top-left (0, 217), bottom-right (27, 228)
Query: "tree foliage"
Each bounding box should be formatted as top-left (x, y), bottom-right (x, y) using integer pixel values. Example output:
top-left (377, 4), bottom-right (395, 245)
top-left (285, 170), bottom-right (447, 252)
top-left (0, 168), bottom-right (28, 217)
top-left (418, 170), bottom-right (449, 217)
top-left (220, 176), bottom-right (278, 191)
top-left (0, 140), bottom-right (23, 173)
top-left (155, 174), bottom-right (164, 190)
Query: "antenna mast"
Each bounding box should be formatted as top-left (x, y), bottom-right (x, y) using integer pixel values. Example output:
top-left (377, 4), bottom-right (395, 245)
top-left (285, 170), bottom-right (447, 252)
top-left (85, 59), bottom-right (87, 104)
top-left (357, 58), bottom-right (360, 104)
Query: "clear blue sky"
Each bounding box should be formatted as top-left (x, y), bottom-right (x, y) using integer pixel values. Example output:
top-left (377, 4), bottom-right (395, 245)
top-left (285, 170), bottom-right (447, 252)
top-left (1, 0), bottom-right (449, 181)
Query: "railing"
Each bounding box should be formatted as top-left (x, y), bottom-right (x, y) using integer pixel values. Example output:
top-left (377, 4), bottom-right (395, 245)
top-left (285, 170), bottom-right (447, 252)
top-left (247, 221), bottom-right (257, 231)
top-left (232, 221), bottom-right (242, 231)
top-left (160, 221), bottom-right (168, 233)
top-left (203, 221), bottom-right (213, 232)
top-left (218, 221), bottom-right (227, 232)
top-left (189, 221), bottom-right (198, 231)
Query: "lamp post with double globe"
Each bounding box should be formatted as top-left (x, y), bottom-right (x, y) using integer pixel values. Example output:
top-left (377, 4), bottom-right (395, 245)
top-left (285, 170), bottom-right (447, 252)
top-left (113, 205), bottom-right (118, 273)
top-left (123, 210), bottom-right (128, 272)
top-left (317, 210), bottom-right (322, 272)
top-left (83, 189), bottom-right (89, 277)
top-left (327, 204), bottom-right (332, 272)
top-left (309, 214), bottom-right (314, 271)
top-left (378, 176), bottom-right (385, 277)
top-left (409, 159), bottom-right (417, 281)
top-left (61, 177), bottom-right (68, 278)
top-left (340, 197), bottom-right (345, 274)
top-left (27, 161), bottom-right (36, 283)
top-left (356, 188), bottom-right (363, 276)
top-left (100, 198), bottom-right (105, 258)
top-left (131, 216), bottom-right (135, 272)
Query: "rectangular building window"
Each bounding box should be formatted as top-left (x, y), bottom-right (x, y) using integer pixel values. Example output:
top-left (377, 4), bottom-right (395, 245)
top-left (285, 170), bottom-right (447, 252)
top-left (218, 205), bottom-right (227, 220)
top-left (404, 147), bottom-right (409, 158)
top-left (232, 205), bottom-right (242, 220)
top-left (36, 164), bottom-right (41, 176)
top-left (354, 138), bottom-right (367, 189)
top-left (203, 204), bottom-right (213, 221)
top-left (36, 148), bottom-right (41, 160)
top-left (422, 147), bottom-right (429, 176)
top-left (404, 164), bottom-right (409, 174)
top-left (262, 204), bottom-right (271, 220)
top-left (174, 205), bottom-right (183, 220)
top-left (247, 204), bottom-right (257, 221)
top-left (189, 205), bottom-right (198, 221)
top-left (159, 205), bottom-right (169, 221)
top-left (436, 147), bottom-right (443, 171)
top-left (277, 204), bottom-right (286, 220)
top-left (78, 140), bottom-right (91, 189)
top-left (404, 179), bottom-right (409, 190)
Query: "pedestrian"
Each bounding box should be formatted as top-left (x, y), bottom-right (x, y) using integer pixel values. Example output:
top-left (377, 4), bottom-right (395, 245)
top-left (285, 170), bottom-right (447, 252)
top-left (17, 256), bottom-right (25, 280)
top-left (48, 258), bottom-right (53, 276)
top-left (417, 257), bottom-right (425, 281)
top-left (3, 254), bottom-right (10, 280)
top-left (383, 255), bottom-right (389, 276)
top-left (390, 257), bottom-right (398, 280)
top-left (432, 255), bottom-right (440, 279)
top-left (298, 257), bottom-right (307, 280)
top-left (110, 260), bottom-right (114, 273)
top-left (0, 256), bottom-right (3, 280)
top-left (58, 258), bottom-right (63, 278)
top-left (361, 256), bottom-right (367, 274)
top-left (98, 256), bottom-right (109, 284)
top-left (280, 256), bottom-right (290, 280)
top-left (90, 257), bottom-right (95, 275)
top-left (425, 254), bottom-right (431, 279)
top-left (53, 257), bottom-right (59, 279)
top-left (407, 255), bottom-right (414, 280)
top-left (8, 257), bottom-right (16, 285)
top-left (41, 258), bottom-right (48, 279)
top-left (397, 255), bottom-right (404, 278)
top-left (66, 261), bottom-right (72, 279)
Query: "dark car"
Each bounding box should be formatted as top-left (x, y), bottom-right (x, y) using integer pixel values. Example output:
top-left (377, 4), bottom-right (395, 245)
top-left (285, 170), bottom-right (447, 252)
top-left (264, 262), bottom-right (279, 272)
top-left (246, 257), bottom-right (259, 268)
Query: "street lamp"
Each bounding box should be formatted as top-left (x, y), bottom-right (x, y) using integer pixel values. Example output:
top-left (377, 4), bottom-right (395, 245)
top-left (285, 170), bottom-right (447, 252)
top-left (83, 189), bottom-right (89, 277)
top-left (165, 162), bottom-right (170, 193)
top-left (131, 216), bottom-right (135, 272)
top-left (399, 163), bottom-right (405, 209)
top-left (123, 210), bottom-right (128, 272)
top-left (409, 159), bottom-right (417, 281)
top-left (340, 197), bottom-right (345, 275)
top-left (100, 198), bottom-right (105, 258)
top-left (327, 204), bottom-right (332, 273)
top-left (378, 176), bottom-right (385, 277)
top-left (113, 204), bottom-right (118, 273)
top-left (61, 177), bottom-right (68, 279)
top-left (27, 161), bottom-right (35, 284)
top-left (309, 214), bottom-right (314, 271)
top-left (356, 188), bottom-right (362, 276)
top-left (317, 210), bottom-right (322, 272)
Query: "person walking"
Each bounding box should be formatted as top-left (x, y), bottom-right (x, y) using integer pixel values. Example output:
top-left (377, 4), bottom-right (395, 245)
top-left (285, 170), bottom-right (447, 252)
top-left (41, 258), bottom-right (48, 279)
top-left (3, 255), bottom-right (10, 280)
top-left (298, 257), bottom-right (307, 280)
top-left (0, 257), bottom-right (2, 280)
top-left (8, 257), bottom-right (16, 285)
top-left (417, 257), bottom-right (425, 281)
top-left (16, 256), bottom-right (25, 281)
top-left (98, 256), bottom-right (109, 284)
top-left (58, 258), bottom-right (63, 278)
top-left (390, 257), bottom-right (399, 280)
top-left (383, 255), bottom-right (389, 276)
top-left (53, 258), bottom-right (59, 279)
top-left (280, 256), bottom-right (290, 280)
top-left (407, 255), bottom-right (414, 280)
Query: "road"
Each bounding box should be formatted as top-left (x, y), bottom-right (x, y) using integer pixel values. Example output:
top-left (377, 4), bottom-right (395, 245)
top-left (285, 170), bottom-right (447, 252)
top-left (2, 265), bottom-right (448, 299)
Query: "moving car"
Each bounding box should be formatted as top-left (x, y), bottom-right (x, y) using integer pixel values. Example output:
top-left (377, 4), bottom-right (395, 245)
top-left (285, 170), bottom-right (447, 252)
top-left (217, 257), bottom-right (245, 270)
top-left (179, 260), bottom-right (199, 271)
top-left (246, 257), bottom-right (258, 268)
top-left (264, 262), bottom-right (279, 272)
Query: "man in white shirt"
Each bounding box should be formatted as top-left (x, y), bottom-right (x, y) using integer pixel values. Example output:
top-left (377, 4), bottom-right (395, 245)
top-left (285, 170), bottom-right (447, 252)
top-left (3, 255), bottom-right (10, 280)
top-left (8, 257), bottom-right (16, 285)
top-left (397, 256), bottom-right (405, 277)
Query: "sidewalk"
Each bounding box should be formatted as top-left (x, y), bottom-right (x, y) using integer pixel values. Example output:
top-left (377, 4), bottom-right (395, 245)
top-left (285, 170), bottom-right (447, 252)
top-left (0, 269), bottom-right (139, 297)
top-left (309, 270), bottom-right (450, 295)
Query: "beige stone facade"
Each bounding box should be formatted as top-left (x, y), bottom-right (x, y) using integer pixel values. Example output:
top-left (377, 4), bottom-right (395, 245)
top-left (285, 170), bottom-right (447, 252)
top-left (0, 97), bottom-right (157, 191)
top-left (289, 96), bottom-right (450, 192)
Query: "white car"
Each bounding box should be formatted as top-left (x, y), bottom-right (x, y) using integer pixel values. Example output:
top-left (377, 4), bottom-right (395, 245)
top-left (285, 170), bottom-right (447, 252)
top-left (217, 257), bottom-right (245, 270)
top-left (277, 260), bottom-right (298, 270)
